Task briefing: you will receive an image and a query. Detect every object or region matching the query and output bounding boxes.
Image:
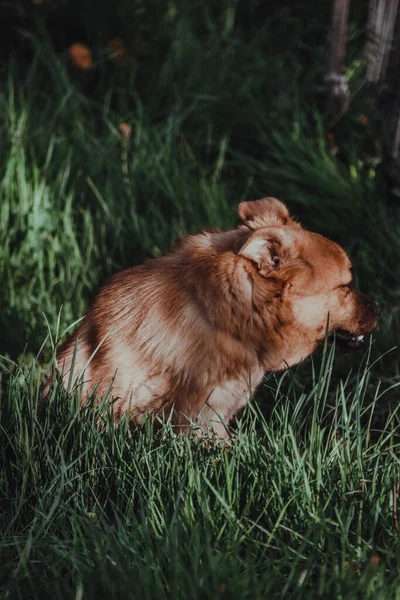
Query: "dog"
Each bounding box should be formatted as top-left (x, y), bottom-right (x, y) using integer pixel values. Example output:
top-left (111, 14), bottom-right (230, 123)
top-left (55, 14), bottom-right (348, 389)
top-left (52, 197), bottom-right (380, 437)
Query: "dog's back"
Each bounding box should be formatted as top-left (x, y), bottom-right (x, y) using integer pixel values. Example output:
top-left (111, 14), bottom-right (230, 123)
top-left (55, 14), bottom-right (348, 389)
top-left (56, 226), bottom-right (256, 429)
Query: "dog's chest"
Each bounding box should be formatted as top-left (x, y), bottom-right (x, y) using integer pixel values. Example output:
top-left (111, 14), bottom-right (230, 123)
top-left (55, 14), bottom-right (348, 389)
top-left (196, 366), bottom-right (265, 434)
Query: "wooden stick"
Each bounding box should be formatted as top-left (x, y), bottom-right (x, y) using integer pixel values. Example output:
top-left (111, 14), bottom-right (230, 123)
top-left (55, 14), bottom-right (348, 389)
top-left (325, 0), bottom-right (351, 115)
top-left (365, 0), bottom-right (400, 83)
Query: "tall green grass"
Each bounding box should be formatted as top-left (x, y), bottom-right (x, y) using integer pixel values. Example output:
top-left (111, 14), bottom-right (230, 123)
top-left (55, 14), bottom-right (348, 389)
top-left (2, 1), bottom-right (400, 597)
top-left (2, 345), bottom-right (400, 598)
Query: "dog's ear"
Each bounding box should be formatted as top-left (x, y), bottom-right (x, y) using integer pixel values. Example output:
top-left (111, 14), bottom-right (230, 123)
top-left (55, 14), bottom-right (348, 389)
top-left (238, 197), bottom-right (291, 230)
top-left (239, 233), bottom-right (283, 277)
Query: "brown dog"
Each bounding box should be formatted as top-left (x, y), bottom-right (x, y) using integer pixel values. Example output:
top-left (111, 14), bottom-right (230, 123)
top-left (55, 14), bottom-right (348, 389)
top-left (54, 198), bottom-right (379, 437)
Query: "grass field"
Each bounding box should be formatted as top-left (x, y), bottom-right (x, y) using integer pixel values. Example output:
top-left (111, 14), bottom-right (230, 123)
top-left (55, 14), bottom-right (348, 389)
top-left (2, 1), bottom-right (400, 597)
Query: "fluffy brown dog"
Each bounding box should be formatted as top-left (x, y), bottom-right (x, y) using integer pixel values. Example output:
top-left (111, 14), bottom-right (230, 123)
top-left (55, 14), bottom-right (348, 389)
top-left (54, 197), bottom-right (379, 437)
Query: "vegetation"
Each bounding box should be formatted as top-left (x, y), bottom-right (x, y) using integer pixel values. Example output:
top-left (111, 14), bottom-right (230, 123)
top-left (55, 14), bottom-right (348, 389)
top-left (1, 1), bottom-right (400, 597)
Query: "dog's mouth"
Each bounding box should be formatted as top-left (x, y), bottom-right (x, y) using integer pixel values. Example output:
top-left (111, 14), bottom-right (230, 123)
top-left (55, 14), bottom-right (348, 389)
top-left (330, 329), bottom-right (365, 351)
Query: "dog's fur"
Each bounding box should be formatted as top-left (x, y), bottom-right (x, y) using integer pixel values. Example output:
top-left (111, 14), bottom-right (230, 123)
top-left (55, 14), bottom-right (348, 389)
top-left (54, 198), bottom-right (379, 437)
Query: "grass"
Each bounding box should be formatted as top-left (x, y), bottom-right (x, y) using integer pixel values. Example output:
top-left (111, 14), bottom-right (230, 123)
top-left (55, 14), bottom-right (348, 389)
top-left (2, 345), bottom-right (400, 598)
top-left (2, 0), bottom-right (400, 597)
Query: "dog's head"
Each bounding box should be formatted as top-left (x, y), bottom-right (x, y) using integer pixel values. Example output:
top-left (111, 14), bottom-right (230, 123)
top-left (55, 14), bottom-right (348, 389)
top-left (237, 197), bottom-right (380, 369)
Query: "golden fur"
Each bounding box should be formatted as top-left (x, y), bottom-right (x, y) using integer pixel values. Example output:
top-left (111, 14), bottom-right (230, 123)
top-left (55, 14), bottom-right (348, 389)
top-left (53, 198), bottom-right (379, 437)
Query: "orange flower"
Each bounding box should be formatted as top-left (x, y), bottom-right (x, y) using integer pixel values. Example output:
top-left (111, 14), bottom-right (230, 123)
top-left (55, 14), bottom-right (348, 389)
top-left (69, 43), bottom-right (94, 70)
top-left (359, 115), bottom-right (368, 126)
top-left (107, 38), bottom-right (128, 67)
top-left (326, 132), bottom-right (335, 142)
top-left (369, 554), bottom-right (380, 568)
top-left (119, 122), bottom-right (132, 141)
